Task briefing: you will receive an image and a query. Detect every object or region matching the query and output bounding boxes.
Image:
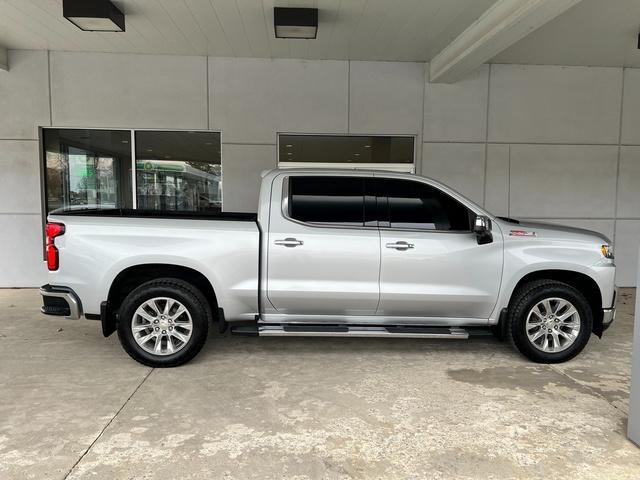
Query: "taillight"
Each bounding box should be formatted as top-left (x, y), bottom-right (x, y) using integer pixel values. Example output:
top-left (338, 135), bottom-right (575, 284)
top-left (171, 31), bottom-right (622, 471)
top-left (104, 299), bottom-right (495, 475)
top-left (45, 222), bottom-right (65, 271)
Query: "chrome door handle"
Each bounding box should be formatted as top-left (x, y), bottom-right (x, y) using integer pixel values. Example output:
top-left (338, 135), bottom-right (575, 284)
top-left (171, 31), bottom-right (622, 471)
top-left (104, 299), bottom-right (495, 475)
top-left (386, 241), bottom-right (414, 251)
top-left (274, 238), bottom-right (304, 247)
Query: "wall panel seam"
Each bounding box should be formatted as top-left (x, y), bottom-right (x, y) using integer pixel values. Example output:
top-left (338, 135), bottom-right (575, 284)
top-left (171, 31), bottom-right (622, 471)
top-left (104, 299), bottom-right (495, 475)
top-left (206, 56), bottom-right (211, 130)
top-left (0, 138), bottom-right (39, 141)
top-left (418, 62), bottom-right (427, 175)
top-left (507, 144), bottom-right (511, 218)
top-left (613, 67), bottom-right (626, 245)
top-left (424, 140), bottom-right (623, 146)
top-left (482, 64), bottom-right (491, 207)
top-left (0, 212), bottom-right (42, 216)
top-left (46, 50), bottom-right (53, 127)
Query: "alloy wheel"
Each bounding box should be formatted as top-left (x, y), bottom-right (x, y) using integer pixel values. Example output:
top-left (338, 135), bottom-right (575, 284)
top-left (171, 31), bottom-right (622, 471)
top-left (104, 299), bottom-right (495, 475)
top-left (131, 297), bottom-right (193, 356)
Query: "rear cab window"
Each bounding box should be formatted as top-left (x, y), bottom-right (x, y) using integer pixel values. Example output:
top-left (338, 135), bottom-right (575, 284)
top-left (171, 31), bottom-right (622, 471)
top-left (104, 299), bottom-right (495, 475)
top-left (287, 176), bottom-right (369, 227)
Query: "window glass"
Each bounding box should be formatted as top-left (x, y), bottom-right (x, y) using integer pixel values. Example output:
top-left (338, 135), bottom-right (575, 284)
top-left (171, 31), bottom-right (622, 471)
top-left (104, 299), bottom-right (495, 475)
top-left (279, 135), bottom-right (413, 164)
top-left (288, 176), bottom-right (365, 226)
top-left (135, 131), bottom-right (221, 212)
top-left (43, 129), bottom-right (132, 213)
top-left (376, 179), bottom-right (472, 231)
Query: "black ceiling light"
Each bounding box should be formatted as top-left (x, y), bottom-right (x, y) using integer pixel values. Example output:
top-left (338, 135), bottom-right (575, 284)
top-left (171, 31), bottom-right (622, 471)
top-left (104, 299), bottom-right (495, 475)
top-left (274, 7), bottom-right (318, 39)
top-left (63, 0), bottom-right (125, 32)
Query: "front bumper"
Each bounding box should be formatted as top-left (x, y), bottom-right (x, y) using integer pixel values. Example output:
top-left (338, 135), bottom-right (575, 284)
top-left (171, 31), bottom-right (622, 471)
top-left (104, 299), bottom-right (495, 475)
top-left (602, 286), bottom-right (618, 332)
top-left (40, 284), bottom-right (82, 320)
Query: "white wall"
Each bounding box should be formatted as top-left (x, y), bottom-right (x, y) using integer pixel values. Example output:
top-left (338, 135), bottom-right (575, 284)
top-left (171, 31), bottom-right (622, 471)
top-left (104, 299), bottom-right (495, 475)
top-left (424, 63), bottom-right (638, 286)
top-left (0, 50), bottom-right (638, 286)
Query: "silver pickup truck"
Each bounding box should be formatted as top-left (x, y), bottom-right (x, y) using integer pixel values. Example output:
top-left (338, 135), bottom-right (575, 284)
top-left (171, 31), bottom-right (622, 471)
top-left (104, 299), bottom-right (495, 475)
top-left (40, 169), bottom-right (617, 367)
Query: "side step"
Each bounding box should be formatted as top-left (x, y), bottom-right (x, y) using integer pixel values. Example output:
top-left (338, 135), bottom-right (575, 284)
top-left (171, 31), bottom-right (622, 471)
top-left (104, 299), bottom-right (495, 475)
top-left (257, 324), bottom-right (469, 339)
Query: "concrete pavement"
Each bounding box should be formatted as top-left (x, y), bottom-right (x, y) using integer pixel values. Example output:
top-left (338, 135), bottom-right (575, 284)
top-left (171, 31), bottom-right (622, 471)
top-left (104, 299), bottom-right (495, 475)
top-left (0, 288), bottom-right (638, 479)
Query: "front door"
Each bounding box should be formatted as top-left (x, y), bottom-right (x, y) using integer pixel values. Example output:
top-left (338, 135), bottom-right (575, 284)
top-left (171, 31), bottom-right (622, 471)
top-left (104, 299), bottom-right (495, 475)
top-left (375, 177), bottom-right (503, 320)
top-left (266, 174), bottom-right (380, 317)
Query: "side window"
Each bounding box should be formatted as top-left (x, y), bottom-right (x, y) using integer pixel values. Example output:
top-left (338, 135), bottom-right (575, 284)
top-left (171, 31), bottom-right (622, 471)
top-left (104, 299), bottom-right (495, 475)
top-left (288, 176), bottom-right (365, 227)
top-left (376, 178), bottom-right (473, 231)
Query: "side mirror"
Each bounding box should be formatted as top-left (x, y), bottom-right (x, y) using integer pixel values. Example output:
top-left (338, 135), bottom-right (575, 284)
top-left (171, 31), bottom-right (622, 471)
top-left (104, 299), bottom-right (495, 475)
top-left (474, 216), bottom-right (493, 244)
top-left (474, 215), bottom-right (491, 233)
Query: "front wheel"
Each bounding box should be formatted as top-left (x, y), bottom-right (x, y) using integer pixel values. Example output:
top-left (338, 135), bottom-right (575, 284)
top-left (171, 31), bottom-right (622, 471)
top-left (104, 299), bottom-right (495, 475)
top-left (508, 280), bottom-right (593, 363)
top-left (117, 278), bottom-right (209, 367)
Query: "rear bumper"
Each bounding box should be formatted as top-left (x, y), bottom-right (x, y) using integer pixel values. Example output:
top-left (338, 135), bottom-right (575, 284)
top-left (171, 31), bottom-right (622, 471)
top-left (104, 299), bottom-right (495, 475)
top-left (602, 286), bottom-right (618, 332)
top-left (40, 284), bottom-right (82, 320)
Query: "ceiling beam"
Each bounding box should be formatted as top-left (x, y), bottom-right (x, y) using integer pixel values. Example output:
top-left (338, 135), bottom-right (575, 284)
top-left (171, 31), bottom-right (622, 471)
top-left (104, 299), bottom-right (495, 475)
top-left (0, 47), bottom-right (7, 71)
top-left (429, 0), bottom-right (582, 84)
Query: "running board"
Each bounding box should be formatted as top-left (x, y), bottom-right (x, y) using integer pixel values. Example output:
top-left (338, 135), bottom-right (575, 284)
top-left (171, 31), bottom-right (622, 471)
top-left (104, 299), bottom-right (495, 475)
top-left (258, 324), bottom-right (469, 339)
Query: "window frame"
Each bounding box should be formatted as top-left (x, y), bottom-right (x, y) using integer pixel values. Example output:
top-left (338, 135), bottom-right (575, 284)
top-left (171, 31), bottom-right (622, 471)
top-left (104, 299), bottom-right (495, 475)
top-left (40, 126), bottom-right (222, 215)
top-left (373, 177), bottom-right (477, 234)
top-left (133, 129), bottom-right (223, 213)
top-left (279, 172), bottom-right (486, 234)
top-left (280, 174), bottom-right (377, 230)
top-left (39, 126), bottom-right (222, 259)
top-left (40, 127), bottom-right (133, 216)
top-left (277, 133), bottom-right (417, 173)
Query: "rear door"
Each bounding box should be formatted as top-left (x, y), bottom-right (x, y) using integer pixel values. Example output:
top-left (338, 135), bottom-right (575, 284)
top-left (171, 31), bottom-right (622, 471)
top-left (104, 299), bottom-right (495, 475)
top-left (375, 177), bottom-right (503, 320)
top-left (266, 173), bottom-right (380, 317)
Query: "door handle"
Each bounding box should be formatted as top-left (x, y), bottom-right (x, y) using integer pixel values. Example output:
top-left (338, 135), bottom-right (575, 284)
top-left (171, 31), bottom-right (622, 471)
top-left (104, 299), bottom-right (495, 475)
top-left (275, 237), bottom-right (304, 247)
top-left (386, 241), bottom-right (414, 251)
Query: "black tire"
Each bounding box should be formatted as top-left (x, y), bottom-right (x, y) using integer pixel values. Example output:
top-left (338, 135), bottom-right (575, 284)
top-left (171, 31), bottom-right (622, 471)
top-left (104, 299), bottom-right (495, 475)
top-left (117, 278), bottom-right (210, 367)
top-left (507, 279), bottom-right (592, 363)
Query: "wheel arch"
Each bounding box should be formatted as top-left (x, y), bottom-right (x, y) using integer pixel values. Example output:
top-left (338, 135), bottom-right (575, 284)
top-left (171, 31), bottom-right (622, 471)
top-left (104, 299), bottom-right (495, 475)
top-left (102, 264), bottom-right (219, 337)
top-left (507, 269), bottom-right (603, 337)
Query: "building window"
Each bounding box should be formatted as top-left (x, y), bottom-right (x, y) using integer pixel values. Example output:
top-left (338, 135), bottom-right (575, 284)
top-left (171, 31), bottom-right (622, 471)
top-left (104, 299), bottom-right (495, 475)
top-left (43, 128), bottom-right (132, 213)
top-left (278, 134), bottom-right (415, 172)
top-left (135, 131), bottom-right (221, 212)
top-left (42, 129), bottom-right (221, 214)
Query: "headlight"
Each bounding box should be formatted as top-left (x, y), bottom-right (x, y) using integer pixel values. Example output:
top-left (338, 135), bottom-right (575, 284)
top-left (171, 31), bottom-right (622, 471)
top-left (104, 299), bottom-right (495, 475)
top-left (601, 244), bottom-right (614, 259)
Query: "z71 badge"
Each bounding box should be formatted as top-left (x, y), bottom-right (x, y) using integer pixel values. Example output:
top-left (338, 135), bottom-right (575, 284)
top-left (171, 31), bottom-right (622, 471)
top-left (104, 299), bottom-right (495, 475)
top-left (509, 229), bottom-right (537, 237)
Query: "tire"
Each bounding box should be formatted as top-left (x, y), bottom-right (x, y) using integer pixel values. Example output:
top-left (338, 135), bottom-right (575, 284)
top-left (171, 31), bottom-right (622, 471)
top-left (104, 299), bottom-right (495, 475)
top-left (507, 279), bottom-right (592, 363)
top-left (117, 278), bottom-right (210, 367)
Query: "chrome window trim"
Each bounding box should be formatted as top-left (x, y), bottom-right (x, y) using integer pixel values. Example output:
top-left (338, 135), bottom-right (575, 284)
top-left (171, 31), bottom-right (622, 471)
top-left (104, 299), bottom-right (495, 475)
top-left (279, 173), bottom-right (482, 235)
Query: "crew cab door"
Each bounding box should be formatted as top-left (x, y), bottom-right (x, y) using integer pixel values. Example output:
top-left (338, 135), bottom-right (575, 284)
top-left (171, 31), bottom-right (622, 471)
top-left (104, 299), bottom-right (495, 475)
top-left (374, 177), bottom-right (503, 320)
top-left (265, 173), bottom-right (380, 317)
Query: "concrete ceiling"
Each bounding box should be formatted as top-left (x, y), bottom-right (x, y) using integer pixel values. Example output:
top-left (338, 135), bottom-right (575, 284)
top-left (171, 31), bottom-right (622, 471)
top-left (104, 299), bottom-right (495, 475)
top-left (0, 0), bottom-right (638, 68)
top-left (0, 0), bottom-right (495, 61)
top-left (493, 0), bottom-right (640, 68)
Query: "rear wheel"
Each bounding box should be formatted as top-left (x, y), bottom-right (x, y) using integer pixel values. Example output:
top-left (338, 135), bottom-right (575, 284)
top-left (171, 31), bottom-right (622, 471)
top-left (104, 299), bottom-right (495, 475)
top-left (507, 280), bottom-right (592, 363)
top-left (117, 278), bottom-right (209, 367)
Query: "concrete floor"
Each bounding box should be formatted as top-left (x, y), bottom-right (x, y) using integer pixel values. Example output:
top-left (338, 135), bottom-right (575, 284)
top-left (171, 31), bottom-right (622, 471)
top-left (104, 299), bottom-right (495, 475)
top-left (0, 289), bottom-right (639, 480)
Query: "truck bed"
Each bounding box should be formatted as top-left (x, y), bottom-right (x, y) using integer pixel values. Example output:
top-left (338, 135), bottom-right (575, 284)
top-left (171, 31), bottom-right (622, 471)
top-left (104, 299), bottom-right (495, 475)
top-left (47, 210), bottom-right (260, 322)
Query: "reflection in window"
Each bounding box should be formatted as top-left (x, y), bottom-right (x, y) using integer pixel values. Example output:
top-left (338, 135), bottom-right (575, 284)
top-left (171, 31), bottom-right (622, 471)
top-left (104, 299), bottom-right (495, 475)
top-left (288, 176), bottom-right (365, 226)
top-left (43, 129), bottom-right (132, 213)
top-left (135, 131), bottom-right (222, 213)
top-left (376, 179), bottom-right (473, 231)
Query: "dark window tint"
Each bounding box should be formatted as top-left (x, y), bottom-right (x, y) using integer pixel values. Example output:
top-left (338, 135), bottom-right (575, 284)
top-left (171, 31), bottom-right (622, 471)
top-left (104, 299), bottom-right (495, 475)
top-left (376, 179), bottom-right (472, 231)
top-left (288, 176), bottom-right (365, 226)
top-left (279, 135), bottom-right (414, 164)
